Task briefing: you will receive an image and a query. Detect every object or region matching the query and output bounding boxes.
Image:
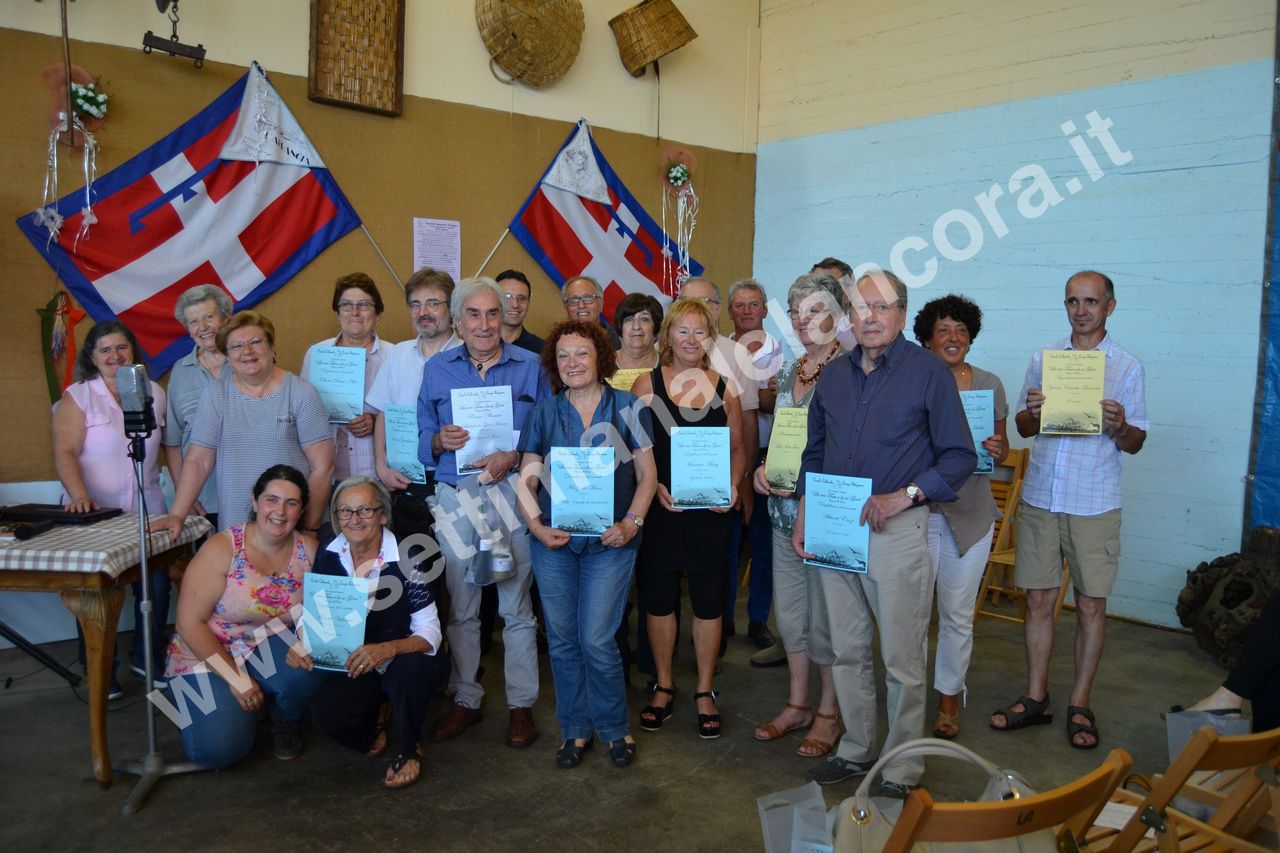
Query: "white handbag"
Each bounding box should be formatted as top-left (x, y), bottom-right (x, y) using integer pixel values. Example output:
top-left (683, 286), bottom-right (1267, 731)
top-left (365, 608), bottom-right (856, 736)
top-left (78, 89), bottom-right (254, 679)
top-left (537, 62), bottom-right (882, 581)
top-left (832, 738), bottom-right (1067, 852)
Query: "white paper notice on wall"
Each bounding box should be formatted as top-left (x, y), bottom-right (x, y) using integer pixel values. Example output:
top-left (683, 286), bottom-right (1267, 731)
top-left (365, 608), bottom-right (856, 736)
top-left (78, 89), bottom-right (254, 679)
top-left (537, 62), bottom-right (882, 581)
top-left (412, 218), bottom-right (461, 284)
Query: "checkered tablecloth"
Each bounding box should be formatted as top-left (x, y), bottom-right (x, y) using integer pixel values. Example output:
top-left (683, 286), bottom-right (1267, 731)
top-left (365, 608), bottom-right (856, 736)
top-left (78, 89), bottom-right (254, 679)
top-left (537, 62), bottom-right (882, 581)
top-left (0, 515), bottom-right (213, 577)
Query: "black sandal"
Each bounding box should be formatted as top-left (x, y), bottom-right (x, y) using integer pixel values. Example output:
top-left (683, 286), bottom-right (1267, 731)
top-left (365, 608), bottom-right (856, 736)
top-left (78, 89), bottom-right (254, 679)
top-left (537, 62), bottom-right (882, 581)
top-left (639, 683), bottom-right (675, 732)
top-left (695, 690), bottom-right (721, 740)
top-left (990, 694), bottom-right (1053, 731)
top-left (609, 738), bottom-right (637, 768)
top-left (1066, 706), bottom-right (1099, 750)
top-left (555, 736), bottom-right (594, 768)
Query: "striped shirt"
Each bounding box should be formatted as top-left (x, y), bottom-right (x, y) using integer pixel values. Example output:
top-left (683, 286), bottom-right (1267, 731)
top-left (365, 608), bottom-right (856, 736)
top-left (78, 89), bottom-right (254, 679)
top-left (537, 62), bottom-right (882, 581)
top-left (163, 349), bottom-right (231, 513)
top-left (1017, 334), bottom-right (1148, 516)
top-left (190, 373), bottom-right (332, 529)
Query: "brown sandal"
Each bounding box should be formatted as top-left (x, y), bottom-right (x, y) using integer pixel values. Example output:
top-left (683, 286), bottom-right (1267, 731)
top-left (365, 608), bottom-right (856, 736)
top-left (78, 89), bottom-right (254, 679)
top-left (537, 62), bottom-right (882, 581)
top-left (796, 711), bottom-right (843, 757)
top-left (384, 750), bottom-right (422, 789)
top-left (754, 703), bottom-right (813, 741)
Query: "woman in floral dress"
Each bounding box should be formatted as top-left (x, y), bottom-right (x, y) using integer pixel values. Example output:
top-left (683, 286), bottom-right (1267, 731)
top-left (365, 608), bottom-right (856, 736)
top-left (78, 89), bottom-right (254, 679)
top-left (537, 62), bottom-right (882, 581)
top-left (165, 464), bottom-right (323, 767)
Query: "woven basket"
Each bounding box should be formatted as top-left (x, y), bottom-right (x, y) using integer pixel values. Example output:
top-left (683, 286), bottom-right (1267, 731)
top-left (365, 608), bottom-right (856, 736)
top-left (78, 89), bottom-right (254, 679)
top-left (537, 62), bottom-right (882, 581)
top-left (608, 0), bottom-right (697, 78)
top-left (476, 0), bottom-right (584, 88)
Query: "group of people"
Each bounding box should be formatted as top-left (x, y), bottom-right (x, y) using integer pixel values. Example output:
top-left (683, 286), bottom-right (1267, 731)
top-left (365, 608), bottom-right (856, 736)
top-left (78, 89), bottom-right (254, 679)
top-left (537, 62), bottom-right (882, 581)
top-left (52, 255), bottom-right (1177, 795)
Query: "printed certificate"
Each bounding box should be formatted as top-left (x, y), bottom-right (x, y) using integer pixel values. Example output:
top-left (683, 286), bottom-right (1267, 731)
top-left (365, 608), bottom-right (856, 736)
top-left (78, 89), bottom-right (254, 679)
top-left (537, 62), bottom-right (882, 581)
top-left (803, 472), bottom-right (871, 573)
top-left (1041, 350), bottom-right (1104, 435)
top-left (309, 345), bottom-right (365, 424)
top-left (670, 426), bottom-right (731, 509)
top-left (765, 407), bottom-right (808, 491)
top-left (960, 390), bottom-right (995, 473)
top-left (301, 573), bottom-right (372, 672)
top-left (451, 385), bottom-right (514, 472)
top-left (550, 446), bottom-right (615, 535)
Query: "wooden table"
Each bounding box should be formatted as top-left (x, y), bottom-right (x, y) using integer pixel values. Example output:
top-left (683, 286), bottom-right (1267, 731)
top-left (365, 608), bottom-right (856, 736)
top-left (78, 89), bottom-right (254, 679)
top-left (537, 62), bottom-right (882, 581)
top-left (0, 514), bottom-right (212, 787)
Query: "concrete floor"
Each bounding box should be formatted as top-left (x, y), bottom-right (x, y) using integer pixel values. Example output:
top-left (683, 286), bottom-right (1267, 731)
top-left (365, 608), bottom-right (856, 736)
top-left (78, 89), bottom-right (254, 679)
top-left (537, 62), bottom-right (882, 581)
top-left (0, 603), bottom-right (1230, 851)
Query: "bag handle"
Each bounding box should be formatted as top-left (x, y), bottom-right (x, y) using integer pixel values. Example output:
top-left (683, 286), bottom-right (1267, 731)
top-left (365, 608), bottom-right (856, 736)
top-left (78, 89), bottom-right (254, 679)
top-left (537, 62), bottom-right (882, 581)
top-left (850, 738), bottom-right (1024, 817)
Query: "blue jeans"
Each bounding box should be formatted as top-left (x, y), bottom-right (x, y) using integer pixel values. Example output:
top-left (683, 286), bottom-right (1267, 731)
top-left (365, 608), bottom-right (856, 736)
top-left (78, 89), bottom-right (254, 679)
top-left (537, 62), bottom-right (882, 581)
top-left (166, 633), bottom-right (323, 769)
top-left (531, 538), bottom-right (636, 743)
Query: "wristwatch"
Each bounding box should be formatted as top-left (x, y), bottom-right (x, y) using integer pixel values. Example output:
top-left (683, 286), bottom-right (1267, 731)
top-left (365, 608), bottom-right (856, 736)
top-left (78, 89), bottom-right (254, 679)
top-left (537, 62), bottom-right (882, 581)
top-left (904, 483), bottom-right (924, 505)
top-left (624, 512), bottom-right (645, 528)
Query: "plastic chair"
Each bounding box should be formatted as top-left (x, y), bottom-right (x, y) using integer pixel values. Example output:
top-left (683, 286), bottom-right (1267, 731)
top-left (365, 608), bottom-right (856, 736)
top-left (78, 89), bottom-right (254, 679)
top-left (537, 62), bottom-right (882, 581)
top-left (1090, 725), bottom-right (1280, 851)
top-left (882, 747), bottom-right (1132, 852)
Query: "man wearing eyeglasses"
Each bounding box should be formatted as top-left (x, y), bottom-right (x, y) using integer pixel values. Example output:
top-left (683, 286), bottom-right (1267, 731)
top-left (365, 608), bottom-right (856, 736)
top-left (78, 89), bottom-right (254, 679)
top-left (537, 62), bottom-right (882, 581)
top-left (561, 275), bottom-right (622, 349)
top-left (793, 268), bottom-right (975, 793)
top-left (367, 268), bottom-right (461, 551)
top-left (496, 269), bottom-right (545, 355)
top-left (991, 270), bottom-right (1147, 751)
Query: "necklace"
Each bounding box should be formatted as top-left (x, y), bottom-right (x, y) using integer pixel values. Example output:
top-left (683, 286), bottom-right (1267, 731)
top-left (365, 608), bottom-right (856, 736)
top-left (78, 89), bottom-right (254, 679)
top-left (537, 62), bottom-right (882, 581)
top-left (471, 345), bottom-right (501, 371)
top-left (796, 345), bottom-right (840, 385)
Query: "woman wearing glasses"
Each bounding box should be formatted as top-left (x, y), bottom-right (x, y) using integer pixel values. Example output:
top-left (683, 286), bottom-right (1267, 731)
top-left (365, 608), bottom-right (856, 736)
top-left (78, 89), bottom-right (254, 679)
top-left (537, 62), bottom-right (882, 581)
top-left (300, 273), bottom-right (390, 481)
top-left (300, 477), bottom-right (449, 788)
top-left (751, 274), bottom-right (845, 757)
top-left (155, 310), bottom-right (335, 536)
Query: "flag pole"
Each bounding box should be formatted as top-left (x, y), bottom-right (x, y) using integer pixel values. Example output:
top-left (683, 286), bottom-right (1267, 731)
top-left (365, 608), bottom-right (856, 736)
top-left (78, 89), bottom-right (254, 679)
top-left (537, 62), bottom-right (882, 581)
top-left (360, 224), bottom-right (404, 291)
top-left (474, 228), bottom-right (510, 278)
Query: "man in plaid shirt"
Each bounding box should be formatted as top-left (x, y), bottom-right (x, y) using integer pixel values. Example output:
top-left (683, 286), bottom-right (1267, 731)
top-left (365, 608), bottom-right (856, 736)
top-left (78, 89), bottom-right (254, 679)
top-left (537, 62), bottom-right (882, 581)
top-left (991, 270), bottom-right (1148, 750)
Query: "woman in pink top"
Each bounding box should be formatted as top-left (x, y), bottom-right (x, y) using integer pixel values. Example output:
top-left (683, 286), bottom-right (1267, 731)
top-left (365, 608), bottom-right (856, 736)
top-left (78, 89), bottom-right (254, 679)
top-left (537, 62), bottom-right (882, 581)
top-left (165, 464), bottom-right (323, 768)
top-left (51, 320), bottom-right (170, 695)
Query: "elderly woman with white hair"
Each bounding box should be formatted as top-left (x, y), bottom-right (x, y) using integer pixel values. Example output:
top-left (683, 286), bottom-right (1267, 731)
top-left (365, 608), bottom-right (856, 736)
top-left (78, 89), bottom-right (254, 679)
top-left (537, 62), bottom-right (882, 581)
top-left (163, 284), bottom-right (233, 526)
top-left (297, 476), bottom-right (449, 789)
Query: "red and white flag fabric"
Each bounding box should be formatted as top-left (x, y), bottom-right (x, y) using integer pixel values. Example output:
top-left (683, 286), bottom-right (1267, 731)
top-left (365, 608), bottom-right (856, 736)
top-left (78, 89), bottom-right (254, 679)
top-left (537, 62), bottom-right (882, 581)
top-left (17, 62), bottom-right (360, 375)
top-left (509, 120), bottom-right (703, 324)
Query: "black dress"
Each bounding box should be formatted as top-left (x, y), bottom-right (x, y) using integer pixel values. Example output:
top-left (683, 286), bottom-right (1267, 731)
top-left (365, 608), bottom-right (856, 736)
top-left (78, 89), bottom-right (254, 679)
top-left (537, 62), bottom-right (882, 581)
top-left (637, 366), bottom-right (735, 579)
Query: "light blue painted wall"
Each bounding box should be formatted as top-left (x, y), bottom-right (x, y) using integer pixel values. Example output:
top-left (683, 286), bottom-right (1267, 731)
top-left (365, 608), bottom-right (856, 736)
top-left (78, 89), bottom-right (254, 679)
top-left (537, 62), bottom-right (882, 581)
top-left (752, 61), bottom-right (1272, 625)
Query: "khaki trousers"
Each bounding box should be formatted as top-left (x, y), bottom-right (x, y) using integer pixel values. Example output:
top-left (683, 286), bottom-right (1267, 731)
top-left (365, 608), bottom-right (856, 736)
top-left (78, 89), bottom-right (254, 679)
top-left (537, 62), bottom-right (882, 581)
top-left (818, 504), bottom-right (933, 785)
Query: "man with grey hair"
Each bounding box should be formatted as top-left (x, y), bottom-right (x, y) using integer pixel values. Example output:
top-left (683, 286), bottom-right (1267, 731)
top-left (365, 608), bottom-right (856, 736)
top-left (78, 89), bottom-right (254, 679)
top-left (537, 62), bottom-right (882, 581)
top-left (793, 268), bottom-right (976, 792)
top-left (418, 276), bottom-right (550, 749)
top-left (726, 278), bottom-right (784, 650)
top-left (562, 275), bottom-right (622, 349)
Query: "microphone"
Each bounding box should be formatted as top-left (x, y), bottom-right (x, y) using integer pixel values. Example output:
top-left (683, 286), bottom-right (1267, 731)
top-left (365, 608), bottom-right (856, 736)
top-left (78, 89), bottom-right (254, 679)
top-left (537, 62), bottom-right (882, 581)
top-left (117, 364), bottom-right (157, 436)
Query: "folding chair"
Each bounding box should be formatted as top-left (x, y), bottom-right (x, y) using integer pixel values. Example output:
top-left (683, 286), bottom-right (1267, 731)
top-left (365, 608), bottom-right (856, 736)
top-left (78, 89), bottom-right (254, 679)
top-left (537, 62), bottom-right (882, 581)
top-left (881, 748), bottom-right (1132, 852)
top-left (1090, 724), bottom-right (1280, 851)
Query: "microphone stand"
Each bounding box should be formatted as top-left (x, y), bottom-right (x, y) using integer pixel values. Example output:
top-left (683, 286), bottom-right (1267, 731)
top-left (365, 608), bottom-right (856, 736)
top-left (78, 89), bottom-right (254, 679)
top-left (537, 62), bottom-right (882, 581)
top-left (113, 409), bottom-right (205, 815)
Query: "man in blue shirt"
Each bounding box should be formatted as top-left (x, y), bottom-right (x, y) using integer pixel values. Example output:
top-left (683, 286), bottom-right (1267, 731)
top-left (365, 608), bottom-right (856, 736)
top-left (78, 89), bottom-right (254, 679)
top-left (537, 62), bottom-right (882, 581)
top-left (418, 277), bottom-right (551, 749)
top-left (793, 269), bottom-right (976, 793)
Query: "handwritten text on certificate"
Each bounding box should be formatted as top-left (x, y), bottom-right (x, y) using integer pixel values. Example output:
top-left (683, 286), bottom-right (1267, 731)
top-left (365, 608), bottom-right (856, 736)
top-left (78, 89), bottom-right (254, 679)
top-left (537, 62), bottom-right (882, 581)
top-left (1041, 349), bottom-right (1105, 435)
top-left (384, 403), bottom-right (426, 484)
top-left (309, 345), bottom-right (365, 424)
top-left (450, 385), bottom-right (514, 472)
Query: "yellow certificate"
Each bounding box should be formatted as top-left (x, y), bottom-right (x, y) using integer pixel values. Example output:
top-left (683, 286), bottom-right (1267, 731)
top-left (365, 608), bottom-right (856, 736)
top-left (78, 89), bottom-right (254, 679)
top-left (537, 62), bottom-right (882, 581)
top-left (1041, 349), bottom-right (1105, 435)
top-left (764, 407), bottom-right (808, 491)
top-left (607, 367), bottom-right (649, 392)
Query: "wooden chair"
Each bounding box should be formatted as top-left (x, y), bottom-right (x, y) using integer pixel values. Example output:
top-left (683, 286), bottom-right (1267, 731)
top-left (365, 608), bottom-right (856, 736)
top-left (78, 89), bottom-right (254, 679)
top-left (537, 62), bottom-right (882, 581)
top-left (1090, 725), bottom-right (1280, 852)
top-left (881, 747), bottom-right (1132, 852)
top-left (974, 448), bottom-right (1071, 625)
